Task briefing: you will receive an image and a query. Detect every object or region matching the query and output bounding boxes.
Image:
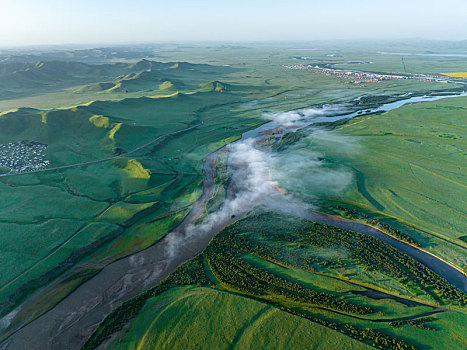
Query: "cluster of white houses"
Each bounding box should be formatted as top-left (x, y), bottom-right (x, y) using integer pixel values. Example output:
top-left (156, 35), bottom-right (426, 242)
top-left (0, 141), bottom-right (49, 173)
top-left (283, 64), bottom-right (411, 82)
top-left (283, 64), bottom-right (446, 85)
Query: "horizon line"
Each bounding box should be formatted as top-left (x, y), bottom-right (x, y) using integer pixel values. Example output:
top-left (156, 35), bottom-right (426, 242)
top-left (1, 37), bottom-right (467, 51)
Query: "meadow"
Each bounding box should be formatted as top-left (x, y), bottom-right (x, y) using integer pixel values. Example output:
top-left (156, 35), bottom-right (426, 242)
top-left (84, 210), bottom-right (467, 350)
top-left (309, 96), bottom-right (467, 269)
top-left (0, 66), bottom-right (273, 320)
top-left (106, 286), bottom-right (372, 350)
top-left (0, 43), bottom-right (466, 348)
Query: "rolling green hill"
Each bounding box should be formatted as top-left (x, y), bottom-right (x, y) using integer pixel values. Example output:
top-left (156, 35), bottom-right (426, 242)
top-left (0, 86), bottom-right (265, 328)
top-left (198, 80), bottom-right (231, 92)
top-left (0, 59), bottom-right (235, 100)
top-left (106, 286), bottom-right (372, 350)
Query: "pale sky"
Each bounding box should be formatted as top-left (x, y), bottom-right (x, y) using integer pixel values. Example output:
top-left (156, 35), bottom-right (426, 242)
top-left (0, 0), bottom-right (466, 47)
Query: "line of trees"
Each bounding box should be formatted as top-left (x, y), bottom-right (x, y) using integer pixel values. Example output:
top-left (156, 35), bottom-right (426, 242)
top-left (232, 212), bottom-right (466, 305)
top-left (280, 306), bottom-right (416, 350)
top-left (390, 317), bottom-right (436, 330)
top-left (332, 205), bottom-right (421, 247)
top-left (205, 234), bottom-right (375, 315)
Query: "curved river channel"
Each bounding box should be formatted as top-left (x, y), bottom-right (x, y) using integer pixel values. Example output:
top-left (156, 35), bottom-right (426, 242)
top-left (1, 91), bottom-right (466, 349)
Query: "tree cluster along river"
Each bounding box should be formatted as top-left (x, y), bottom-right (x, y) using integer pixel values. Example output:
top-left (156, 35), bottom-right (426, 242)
top-left (0, 90), bottom-right (466, 349)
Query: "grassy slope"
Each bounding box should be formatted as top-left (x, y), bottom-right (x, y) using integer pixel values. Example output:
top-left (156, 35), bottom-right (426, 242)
top-left (90, 211), bottom-right (467, 350)
top-left (0, 89), bottom-right (265, 318)
top-left (106, 286), bottom-right (371, 350)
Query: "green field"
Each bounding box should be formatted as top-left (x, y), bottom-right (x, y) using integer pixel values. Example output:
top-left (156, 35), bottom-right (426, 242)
top-left (306, 96), bottom-right (467, 268)
top-left (0, 42), bottom-right (466, 349)
top-left (85, 210), bottom-right (467, 350)
top-left (0, 68), bottom-right (273, 318)
top-left (106, 286), bottom-right (372, 350)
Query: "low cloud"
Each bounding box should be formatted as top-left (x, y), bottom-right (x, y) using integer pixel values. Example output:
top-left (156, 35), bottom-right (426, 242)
top-left (272, 150), bottom-right (354, 197)
top-left (263, 106), bottom-right (347, 128)
top-left (271, 125), bottom-right (359, 196)
top-left (166, 106), bottom-right (360, 257)
top-left (308, 128), bottom-right (362, 155)
top-left (166, 138), bottom-right (277, 257)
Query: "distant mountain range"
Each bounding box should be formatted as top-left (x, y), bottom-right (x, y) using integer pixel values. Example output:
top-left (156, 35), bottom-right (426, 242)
top-left (0, 59), bottom-right (233, 100)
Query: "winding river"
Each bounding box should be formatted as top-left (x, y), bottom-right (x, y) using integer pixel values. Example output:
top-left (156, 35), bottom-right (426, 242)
top-left (1, 91), bottom-right (466, 349)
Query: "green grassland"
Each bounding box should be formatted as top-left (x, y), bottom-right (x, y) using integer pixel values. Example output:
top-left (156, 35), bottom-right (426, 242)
top-left (1, 43), bottom-right (466, 346)
top-left (0, 60), bottom-right (147, 100)
top-left (105, 286), bottom-right (372, 350)
top-left (2, 48), bottom-right (406, 328)
top-left (0, 59), bottom-right (234, 101)
top-left (84, 210), bottom-right (467, 350)
top-left (1, 43), bottom-right (465, 113)
top-left (301, 96), bottom-right (467, 269)
top-left (0, 66), bottom-right (276, 321)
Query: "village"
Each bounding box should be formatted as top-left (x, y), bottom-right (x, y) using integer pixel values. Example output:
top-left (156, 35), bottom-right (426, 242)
top-left (0, 141), bottom-right (49, 174)
top-left (283, 63), bottom-right (418, 84)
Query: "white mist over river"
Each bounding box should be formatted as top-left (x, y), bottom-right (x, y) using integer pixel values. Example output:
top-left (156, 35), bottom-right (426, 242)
top-left (174, 90), bottom-right (467, 259)
top-left (169, 106), bottom-right (361, 258)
